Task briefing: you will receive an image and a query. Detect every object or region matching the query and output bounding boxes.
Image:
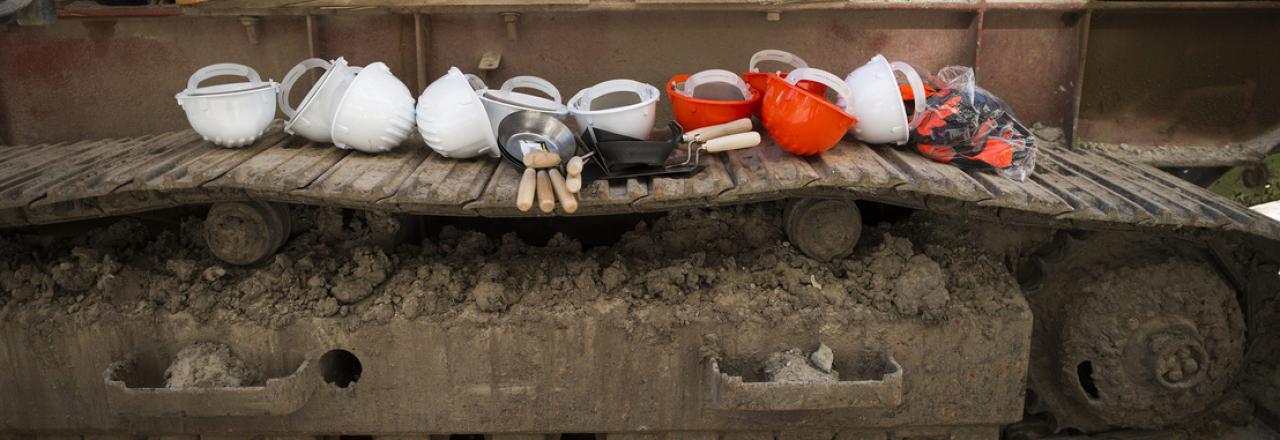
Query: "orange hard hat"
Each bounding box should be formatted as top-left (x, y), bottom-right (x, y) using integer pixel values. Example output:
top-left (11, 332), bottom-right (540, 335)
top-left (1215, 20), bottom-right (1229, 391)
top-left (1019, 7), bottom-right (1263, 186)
top-left (667, 72), bottom-right (762, 131)
top-left (761, 68), bottom-right (857, 156)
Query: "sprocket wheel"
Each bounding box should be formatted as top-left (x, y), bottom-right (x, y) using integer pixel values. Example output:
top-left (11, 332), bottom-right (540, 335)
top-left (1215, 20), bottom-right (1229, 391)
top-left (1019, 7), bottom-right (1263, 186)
top-left (1020, 232), bottom-right (1246, 433)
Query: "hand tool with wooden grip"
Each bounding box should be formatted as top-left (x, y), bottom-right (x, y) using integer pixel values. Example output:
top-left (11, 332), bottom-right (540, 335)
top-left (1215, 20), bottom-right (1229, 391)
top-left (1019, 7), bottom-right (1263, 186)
top-left (548, 169), bottom-right (578, 214)
top-left (536, 170), bottom-right (555, 213)
top-left (523, 151), bottom-right (562, 169)
top-left (516, 168), bottom-right (537, 212)
top-left (681, 118), bottom-right (753, 143)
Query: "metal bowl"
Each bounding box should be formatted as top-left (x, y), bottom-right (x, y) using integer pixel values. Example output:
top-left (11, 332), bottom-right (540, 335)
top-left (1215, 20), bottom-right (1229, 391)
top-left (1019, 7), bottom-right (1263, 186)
top-left (497, 110), bottom-right (578, 165)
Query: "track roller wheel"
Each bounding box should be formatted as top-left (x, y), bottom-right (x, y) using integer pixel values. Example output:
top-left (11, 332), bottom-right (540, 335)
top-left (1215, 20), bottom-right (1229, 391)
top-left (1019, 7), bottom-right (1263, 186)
top-left (1021, 233), bottom-right (1245, 433)
top-left (204, 201), bottom-right (292, 266)
top-left (784, 198), bottom-right (862, 261)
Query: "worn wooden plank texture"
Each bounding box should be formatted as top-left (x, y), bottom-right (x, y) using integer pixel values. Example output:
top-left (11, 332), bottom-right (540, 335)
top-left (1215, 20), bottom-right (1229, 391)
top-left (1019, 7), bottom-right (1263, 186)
top-left (23, 130), bottom-right (204, 221)
top-left (30, 133), bottom-right (282, 218)
top-left (294, 143), bottom-right (433, 209)
top-left (0, 141), bottom-right (76, 168)
top-left (384, 152), bottom-right (500, 215)
top-left (0, 136), bottom-right (151, 210)
top-left (871, 146), bottom-right (993, 203)
top-left (578, 176), bottom-right (649, 213)
top-left (465, 161), bottom-right (528, 215)
top-left (25, 132), bottom-right (280, 223)
top-left (1065, 148), bottom-right (1229, 229)
top-left (808, 142), bottom-right (910, 192)
top-left (0, 140), bottom-right (97, 178)
top-left (1032, 151), bottom-right (1151, 224)
top-left (1090, 150), bottom-right (1280, 238)
top-left (144, 133), bottom-right (291, 189)
top-left (717, 142), bottom-right (821, 204)
top-left (34, 131), bottom-right (203, 206)
top-left (0, 139), bottom-right (115, 196)
top-left (2, 129), bottom-right (1279, 242)
top-left (208, 137), bottom-right (349, 194)
top-left (1043, 148), bottom-right (1211, 228)
top-left (970, 171), bottom-right (1074, 216)
top-left (634, 155), bottom-right (734, 210)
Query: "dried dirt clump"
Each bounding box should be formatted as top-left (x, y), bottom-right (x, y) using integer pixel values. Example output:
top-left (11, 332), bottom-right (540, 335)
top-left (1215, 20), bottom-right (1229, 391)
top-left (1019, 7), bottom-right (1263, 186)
top-left (0, 204), bottom-right (1026, 335)
top-left (764, 349), bottom-right (838, 383)
top-left (164, 341), bottom-right (259, 389)
top-left (763, 344), bottom-right (839, 383)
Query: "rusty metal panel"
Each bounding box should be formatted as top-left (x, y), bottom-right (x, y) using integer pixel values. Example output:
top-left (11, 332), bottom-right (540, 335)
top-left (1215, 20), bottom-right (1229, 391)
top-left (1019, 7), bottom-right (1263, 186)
top-left (1077, 11), bottom-right (1280, 148)
top-left (313, 13), bottom-right (416, 80)
top-left (0, 16), bottom-right (311, 144)
top-left (425, 10), bottom-right (975, 125)
top-left (976, 10), bottom-right (1084, 129)
top-left (0, 9), bottom-right (977, 146)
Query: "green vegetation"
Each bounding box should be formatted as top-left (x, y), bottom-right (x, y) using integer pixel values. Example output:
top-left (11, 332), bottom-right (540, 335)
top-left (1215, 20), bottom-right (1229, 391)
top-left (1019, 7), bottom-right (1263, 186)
top-left (1210, 154), bottom-right (1280, 206)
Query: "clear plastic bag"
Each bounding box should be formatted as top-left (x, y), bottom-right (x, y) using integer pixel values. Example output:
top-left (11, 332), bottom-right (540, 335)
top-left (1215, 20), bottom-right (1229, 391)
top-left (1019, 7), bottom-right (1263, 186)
top-left (908, 66), bottom-right (1036, 181)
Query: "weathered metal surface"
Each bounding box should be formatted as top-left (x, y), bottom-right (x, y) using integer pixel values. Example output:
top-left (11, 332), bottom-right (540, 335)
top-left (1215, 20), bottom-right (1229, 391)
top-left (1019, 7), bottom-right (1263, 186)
top-left (1, 130), bottom-right (1277, 243)
top-left (0, 10), bottom-right (977, 145)
top-left (706, 355), bottom-right (904, 411)
top-left (103, 360), bottom-right (319, 417)
top-left (1077, 123), bottom-right (1280, 168)
top-left (42, 0), bottom-right (1280, 19)
top-left (1076, 10), bottom-right (1280, 166)
top-left (0, 17), bottom-right (312, 145)
top-left (112, 0), bottom-right (1280, 15)
top-left (4, 2), bottom-right (1277, 168)
top-left (5, 3), bottom-right (1274, 170)
top-left (0, 300), bottom-right (1031, 435)
top-left (976, 10), bottom-right (1083, 130)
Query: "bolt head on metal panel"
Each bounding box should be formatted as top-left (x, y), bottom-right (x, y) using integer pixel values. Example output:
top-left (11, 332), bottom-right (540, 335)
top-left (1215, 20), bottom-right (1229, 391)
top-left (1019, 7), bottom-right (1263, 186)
top-left (479, 52), bottom-right (502, 71)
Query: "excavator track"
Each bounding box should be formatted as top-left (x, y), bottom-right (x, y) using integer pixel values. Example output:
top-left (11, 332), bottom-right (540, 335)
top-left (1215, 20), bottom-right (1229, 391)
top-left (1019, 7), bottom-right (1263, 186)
top-left (1, 124), bottom-right (1277, 243)
top-left (3, 126), bottom-right (1279, 440)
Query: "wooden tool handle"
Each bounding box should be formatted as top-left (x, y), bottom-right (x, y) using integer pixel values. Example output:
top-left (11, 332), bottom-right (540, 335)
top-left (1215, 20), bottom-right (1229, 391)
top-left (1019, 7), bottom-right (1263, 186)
top-left (702, 131), bottom-right (761, 152)
top-left (682, 118), bottom-right (753, 143)
top-left (523, 151), bottom-right (562, 169)
top-left (516, 167), bottom-right (536, 212)
top-left (548, 169), bottom-right (578, 214)
top-left (567, 156), bottom-right (585, 176)
top-left (536, 170), bottom-right (555, 213)
top-left (566, 173), bottom-right (582, 194)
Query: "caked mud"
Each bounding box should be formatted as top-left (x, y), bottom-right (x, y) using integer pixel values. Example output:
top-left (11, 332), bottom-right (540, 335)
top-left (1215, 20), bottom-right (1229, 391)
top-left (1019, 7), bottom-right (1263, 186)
top-left (763, 343), bottom-right (839, 383)
top-left (163, 341), bottom-right (259, 388)
top-left (0, 204), bottom-right (1029, 338)
top-left (0, 203), bottom-right (1269, 437)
